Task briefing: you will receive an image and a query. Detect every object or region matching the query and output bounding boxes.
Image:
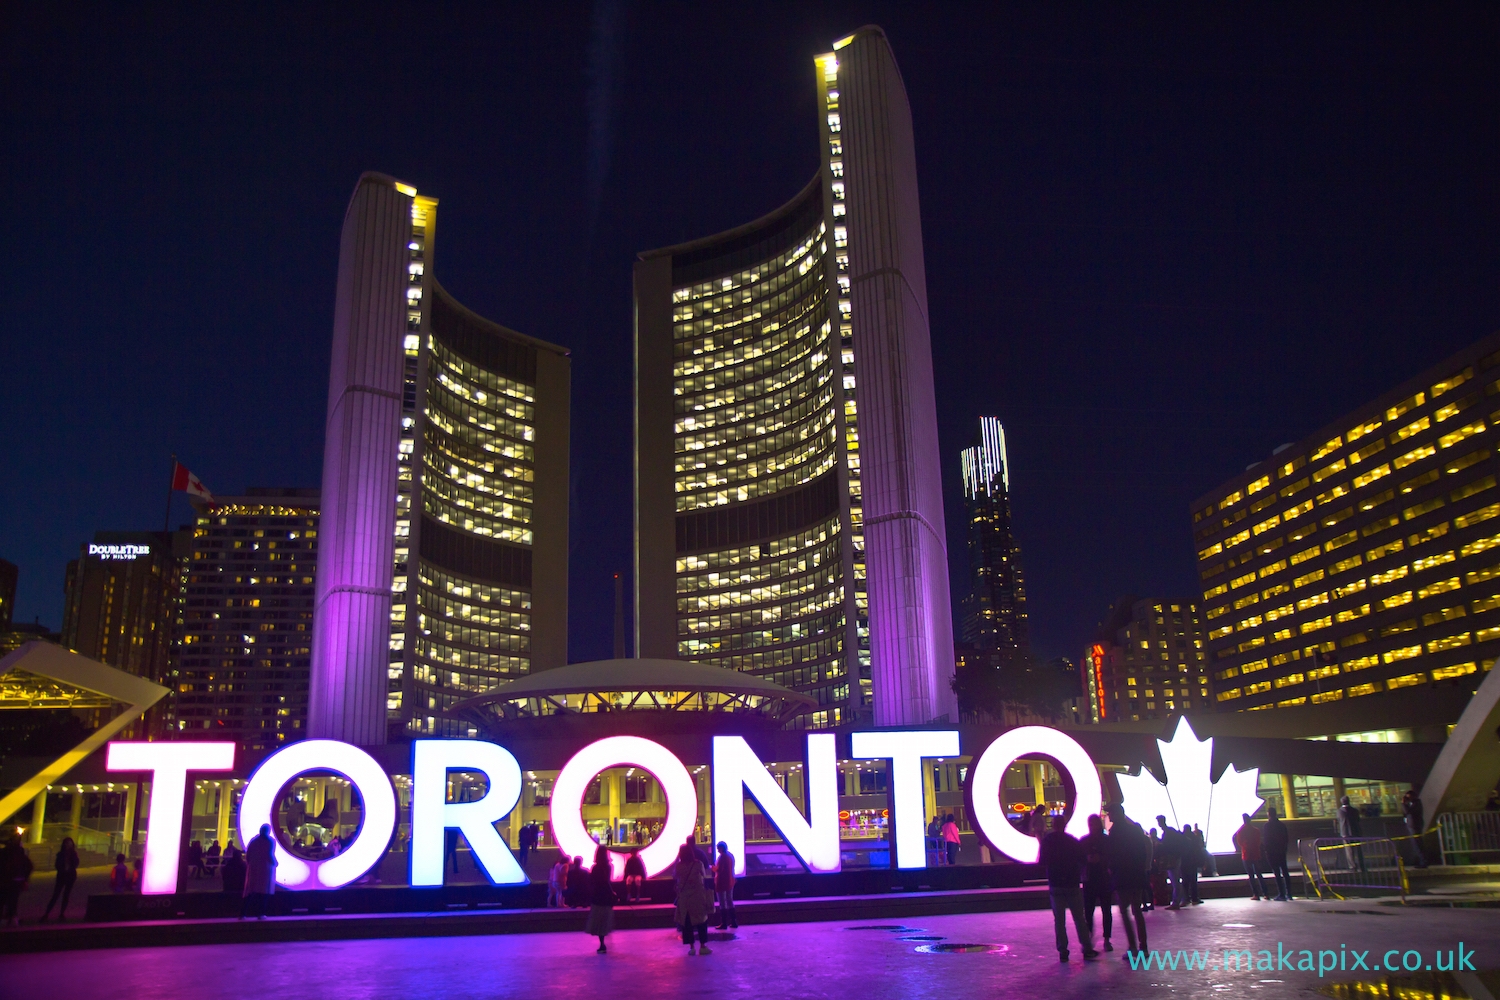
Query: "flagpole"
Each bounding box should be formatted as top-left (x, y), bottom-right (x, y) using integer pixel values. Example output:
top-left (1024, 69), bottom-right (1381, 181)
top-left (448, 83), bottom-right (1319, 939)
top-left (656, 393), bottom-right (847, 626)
top-left (163, 453), bottom-right (177, 533)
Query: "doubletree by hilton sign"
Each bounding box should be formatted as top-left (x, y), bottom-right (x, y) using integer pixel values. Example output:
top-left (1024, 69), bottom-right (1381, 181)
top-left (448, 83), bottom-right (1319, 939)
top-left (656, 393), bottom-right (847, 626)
top-left (107, 720), bottom-right (1255, 894)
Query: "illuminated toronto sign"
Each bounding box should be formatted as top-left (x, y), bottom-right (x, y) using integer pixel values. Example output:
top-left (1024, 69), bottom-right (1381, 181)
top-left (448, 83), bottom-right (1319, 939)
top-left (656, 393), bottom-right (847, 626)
top-left (1116, 716), bottom-right (1263, 853)
top-left (89, 543), bottom-right (151, 561)
top-left (106, 726), bottom-right (1120, 894)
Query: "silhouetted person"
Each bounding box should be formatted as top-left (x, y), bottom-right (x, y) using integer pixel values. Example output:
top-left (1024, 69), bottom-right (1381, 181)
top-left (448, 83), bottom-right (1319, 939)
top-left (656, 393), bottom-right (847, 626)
top-left (1195, 824), bottom-right (1217, 877)
top-left (1233, 813), bottom-right (1267, 899)
top-left (444, 828), bottom-right (463, 875)
top-left (623, 849), bottom-right (646, 903)
top-left (565, 856), bottom-right (589, 908)
top-left (1080, 815), bottom-right (1113, 951)
top-left (186, 840), bottom-right (205, 878)
top-left (1401, 790), bottom-right (1428, 868)
top-left (714, 841), bottom-right (737, 929)
top-left (1155, 816), bottom-right (1184, 908)
top-left (221, 845), bottom-right (246, 895)
top-left (109, 853), bottom-right (132, 893)
top-left (674, 842), bottom-right (713, 955)
top-left (1105, 804), bottom-right (1149, 960)
top-left (241, 823), bottom-right (277, 919)
top-left (1337, 795), bottom-right (1365, 872)
top-left (40, 837), bottom-right (80, 921)
top-left (205, 840), bottom-right (221, 875)
top-left (1178, 823), bottom-right (1202, 905)
top-left (517, 822), bottom-right (538, 870)
top-left (0, 836), bottom-right (33, 925)
top-left (548, 855), bottom-right (569, 907)
top-left (1262, 806), bottom-right (1291, 900)
top-left (1039, 815), bottom-right (1097, 962)
top-left (584, 844), bottom-right (615, 953)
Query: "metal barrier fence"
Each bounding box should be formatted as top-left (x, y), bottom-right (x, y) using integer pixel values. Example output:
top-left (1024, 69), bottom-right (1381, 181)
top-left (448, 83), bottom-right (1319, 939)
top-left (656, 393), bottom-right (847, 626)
top-left (1298, 837), bottom-right (1408, 902)
top-left (1436, 812), bottom-right (1500, 866)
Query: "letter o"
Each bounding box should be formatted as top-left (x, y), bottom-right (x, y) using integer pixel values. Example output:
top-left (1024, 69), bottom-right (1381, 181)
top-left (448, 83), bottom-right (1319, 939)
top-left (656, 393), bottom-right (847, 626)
top-left (1403, 950), bottom-right (1423, 972)
top-left (551, 736), bottom-right (698, 879)
top-left (964, 726), bottom-right (1103, 864)
top-left (238, 740), bottom-right (397, 891)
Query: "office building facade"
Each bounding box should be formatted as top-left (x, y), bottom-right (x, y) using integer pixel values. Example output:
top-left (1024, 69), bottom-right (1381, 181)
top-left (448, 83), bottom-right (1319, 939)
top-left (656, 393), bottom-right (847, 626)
top-left (1196, 334), bottom-right (1500, 711)
top-left (0, 558), bottom-right (15, 632)
top-left (958, 417), bottom-right (1029, 661)
top-left (309, 173), bottom-right (570, 744)
top-left (1080, 597), bottom-right (1209, 723)
top-left (634, 27), bottom-right (956, 727)
top-left (60, 530), bottom-right (189, 737)
top-left (173, 489), bottom-right (319, 747)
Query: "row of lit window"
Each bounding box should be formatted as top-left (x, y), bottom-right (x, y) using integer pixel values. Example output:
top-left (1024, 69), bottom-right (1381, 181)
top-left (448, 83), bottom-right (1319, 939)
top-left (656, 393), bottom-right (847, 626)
top-left (677, 535), bottom-right (842, 594)
top-left (673, 314), bottom-right (813, 379)
top-left (429, 339), bottom-right (535, 405)
top-left (670, 222), bottom-right (825, 308)
top-left (681, 634), bottom-right (844, 673)
top-left (675, 406), bottom-right (837, 479)
top-left (676, 519), bottom-right (841, 575)
top-left (675, 447), bottom-right (840, 513)
top-left (676, 386), bottom-right (833, 457)
top-left (671, 265), bottom-right (826, 348)
top-left (422, 486), bottom-right (533, 545)
top-left (679, 584), bottom-right (846, 635)
top-left (676, 424), bottom-right (838, 493)
top-left (677, 566), bottom-right (839, 614)
top-left (1220, 659), bottom-right (1490, 704)
top-left (678, 608), bottom-right (845, 653)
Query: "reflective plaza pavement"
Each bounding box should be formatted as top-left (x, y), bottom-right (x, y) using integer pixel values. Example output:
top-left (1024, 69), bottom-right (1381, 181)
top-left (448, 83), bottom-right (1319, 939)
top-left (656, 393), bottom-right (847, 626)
top-left (6, 895), bottom-right (1498, 1000)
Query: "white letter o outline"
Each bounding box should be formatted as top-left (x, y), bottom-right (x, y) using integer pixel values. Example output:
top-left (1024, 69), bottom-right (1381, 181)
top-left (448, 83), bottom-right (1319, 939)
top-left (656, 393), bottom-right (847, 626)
top-left (967, 726), bottom-right (1102, 864)
top-left (238, 740), bottom-right (397, 891)
top-left (552, 736), bottom-right (698, 880)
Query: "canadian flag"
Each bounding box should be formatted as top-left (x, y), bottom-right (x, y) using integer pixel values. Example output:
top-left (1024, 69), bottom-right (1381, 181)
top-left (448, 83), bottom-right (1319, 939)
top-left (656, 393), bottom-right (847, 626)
top-left (171, 462), bottom-right (215, 505)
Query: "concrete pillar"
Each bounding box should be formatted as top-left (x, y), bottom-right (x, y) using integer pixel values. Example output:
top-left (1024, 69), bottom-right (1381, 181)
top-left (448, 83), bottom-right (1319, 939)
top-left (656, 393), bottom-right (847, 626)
top-left (922, 764), bottom-right (938, 827)
top-left (216, 781), bottom-right (232, 847)
top-left (607, 771), bottom-right (621, 843)
top-left (1280, 774), bottom-right (1299, 819)
top-left (69, 790), bottom-right (83, 830)
top-left (508, 798), bottom-right (522, 849)
top-left (1031, 761), bottom-right (1047, 808)
top-left (28, 790), bottom-right (46, 844)
top-left (124, 783), bottom-right (139, 847)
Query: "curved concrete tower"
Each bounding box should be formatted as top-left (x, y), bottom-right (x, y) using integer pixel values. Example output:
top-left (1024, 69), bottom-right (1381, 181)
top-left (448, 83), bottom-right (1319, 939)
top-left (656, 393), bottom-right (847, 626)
top-left (634, 28), bottom-right (956, 726)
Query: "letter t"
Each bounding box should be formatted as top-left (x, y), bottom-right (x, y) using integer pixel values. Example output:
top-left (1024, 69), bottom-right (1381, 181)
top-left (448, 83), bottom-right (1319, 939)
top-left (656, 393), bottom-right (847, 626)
top-left (107, 742), bottom-right (235, 894)
top-left (850, 730), bottom-right (960, 869)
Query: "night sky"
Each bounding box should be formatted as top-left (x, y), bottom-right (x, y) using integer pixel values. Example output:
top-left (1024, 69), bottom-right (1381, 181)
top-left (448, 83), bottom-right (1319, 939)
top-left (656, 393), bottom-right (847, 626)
top-left (4, 4), bottom-right (1496, 665)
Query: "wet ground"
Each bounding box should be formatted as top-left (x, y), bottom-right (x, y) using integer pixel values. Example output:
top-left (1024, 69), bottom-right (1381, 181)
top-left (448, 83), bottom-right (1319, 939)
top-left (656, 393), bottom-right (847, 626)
top-left (5, 894), bottom-right (1498, 999)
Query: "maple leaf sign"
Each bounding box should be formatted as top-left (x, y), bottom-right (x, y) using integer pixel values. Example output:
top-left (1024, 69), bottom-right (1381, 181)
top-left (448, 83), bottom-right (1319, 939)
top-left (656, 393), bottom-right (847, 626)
top-left (1116, 717), bottom-right (1264, 855)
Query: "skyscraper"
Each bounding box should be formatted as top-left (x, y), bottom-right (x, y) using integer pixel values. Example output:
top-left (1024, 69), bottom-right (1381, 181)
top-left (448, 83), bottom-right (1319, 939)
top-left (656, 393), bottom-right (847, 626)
top-left (1197, 333), bottom-right (1500, 712)
top-left (959, 417), bottom-right (1029, 663)
top-left (309, 173), bottom-right (571, 744)
top-left (634, 27), bottom-right (956, 727)
top-left (0, 558), bottom-right (15, 632)
top-left (172, 489), bottom-right (319, 747)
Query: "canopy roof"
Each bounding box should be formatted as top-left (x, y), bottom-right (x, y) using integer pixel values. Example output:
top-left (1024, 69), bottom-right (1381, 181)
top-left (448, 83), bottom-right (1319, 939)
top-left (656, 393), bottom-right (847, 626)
top-left (447, 657), bottom-right (817, 726)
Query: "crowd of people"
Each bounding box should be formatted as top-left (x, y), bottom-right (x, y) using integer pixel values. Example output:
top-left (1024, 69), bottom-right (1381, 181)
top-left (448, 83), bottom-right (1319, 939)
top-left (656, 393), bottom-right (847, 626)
top-left (1033, 803), bottom-right (1304, 962)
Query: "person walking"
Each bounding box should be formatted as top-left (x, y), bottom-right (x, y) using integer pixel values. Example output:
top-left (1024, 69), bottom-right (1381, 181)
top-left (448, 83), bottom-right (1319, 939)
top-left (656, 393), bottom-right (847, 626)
top-left (40, 837), bottom-right (80, 922)
top-left (941, 814), bottom-right (962, 866)
top-left (109, 853), bottom-right (132, 893)
top-left (1080, 815), bottom-right (1113, 951)
top-left (623, 848), bottom-right (646, 904)
top-left (1337, 796), bottom-right (1366, 872)
top-left (927, 816), bottom-right (943, 865)
top-left (584, 844), bottom-right (616, 953)
top-left (1401, 789), bottom-right (1428, 868)
top-left (713, 841), bottom-right (737, 929)
top-left (1104, 804), bottom-right (1149, 960)
top-left (0, 836), bottom-right (33, 925)
top-left (221, 845), bottom-right (246, 895)
top-left (241, 823), bottom-right (278, 919)
top-left (548, 855), bottom-right (569, 908)
top-left (674, 842), bottom-right (713, 955)
top-left (1232, 813), bottom-right (1267, 900)
top-left (1262, 806), bottom-right (1292, 900)
top-left (1039, 815), bottom-right (1097, 962)
top-left (1154, 816), bottom-right (1184, 908)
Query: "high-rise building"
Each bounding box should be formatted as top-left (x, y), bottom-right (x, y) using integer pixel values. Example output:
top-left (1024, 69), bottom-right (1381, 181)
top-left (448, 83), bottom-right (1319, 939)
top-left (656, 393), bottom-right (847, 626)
top-left (1196, 334), bottom-right (1500, 712)
top-left (172, 489), bottom-right (319, 747)
top-left (309, 173), bottom-right (571, 744)
top-left (60, 530), bottom-right (190, 736)
top-left (62, 531), bottom-right (189, 683)
top-left (634, 27), bottom-right (956, 727)
top-left (959, 417), bottom-right (1029, 662)
top-left (1080, 597), bottom-right (1210, 723)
